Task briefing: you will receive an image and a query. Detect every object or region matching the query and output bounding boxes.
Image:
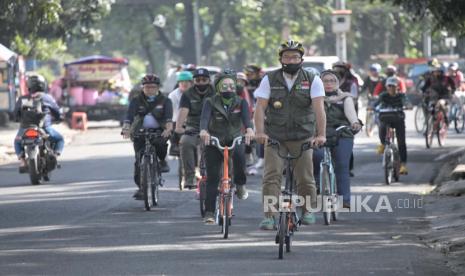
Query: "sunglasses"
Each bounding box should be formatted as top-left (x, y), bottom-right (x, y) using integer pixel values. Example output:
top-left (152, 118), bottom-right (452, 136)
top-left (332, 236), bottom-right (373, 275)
top-left (221, 83), bottom-right (236, 90)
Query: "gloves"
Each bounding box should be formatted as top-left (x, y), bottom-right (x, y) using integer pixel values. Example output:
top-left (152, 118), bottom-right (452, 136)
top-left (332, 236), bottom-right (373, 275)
top-left (121, 122), bottom-right (131, 139)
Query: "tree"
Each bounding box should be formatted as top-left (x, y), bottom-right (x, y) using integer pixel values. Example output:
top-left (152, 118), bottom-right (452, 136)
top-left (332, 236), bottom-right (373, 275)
top-left (0, 0), bottom-right (112, 59)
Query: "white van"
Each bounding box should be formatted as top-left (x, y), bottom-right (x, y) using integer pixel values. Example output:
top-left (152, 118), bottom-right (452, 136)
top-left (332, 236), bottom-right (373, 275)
top-left (302, 56), bottom-right (340, 73)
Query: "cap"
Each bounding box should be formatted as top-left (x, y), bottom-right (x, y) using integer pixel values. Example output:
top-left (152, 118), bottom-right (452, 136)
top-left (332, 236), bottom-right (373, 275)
top-left (193, 68), bottom-right (210, 78)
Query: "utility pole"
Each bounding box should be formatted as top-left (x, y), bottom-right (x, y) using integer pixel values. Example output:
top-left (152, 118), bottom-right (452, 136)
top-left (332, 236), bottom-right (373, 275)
top-left (333, 0), bottom-right (350, 61)
top-left (193, 0), bottom-right (202, 65)
top-left (422, 16), bottom-right (432, 58)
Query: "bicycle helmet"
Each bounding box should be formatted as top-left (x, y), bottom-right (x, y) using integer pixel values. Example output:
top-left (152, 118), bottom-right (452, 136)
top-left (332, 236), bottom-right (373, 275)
top-left (214, 69), bottom-right (237, 90)
top-left (278, 39), bottom-right (305, 57)
top-left (369, 63), bottom-right (382, 73)
top-left (141, 74), bottom-right (161, 85)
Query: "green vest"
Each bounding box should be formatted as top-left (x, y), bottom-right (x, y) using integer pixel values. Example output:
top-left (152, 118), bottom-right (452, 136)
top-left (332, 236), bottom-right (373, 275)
top-left (324, 96), bottom-right (353, 139)
top-left (207, 95), bottom-right (243, 145)
top-left (184, 86), bottom-right (215, 131)
top-left (130, 93), bottom-right (168, 137)
top-left (265, 68), bottom-right (315, 141)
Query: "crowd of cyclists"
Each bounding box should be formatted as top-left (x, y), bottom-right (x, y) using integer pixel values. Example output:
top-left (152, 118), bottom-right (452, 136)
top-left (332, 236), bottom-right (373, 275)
top-left (118, 39), bottom-right (465, 229)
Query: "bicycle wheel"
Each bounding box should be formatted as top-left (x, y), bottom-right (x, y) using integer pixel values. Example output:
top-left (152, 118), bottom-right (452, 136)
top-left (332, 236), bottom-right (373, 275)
top-left (278, 212), bottom-right (285, 259)
top-left (320, 164), bottom-right (331, 225)
top-left (331, 169), bottom-right (338, 221)
top-left (454, 106), bottom-right (465, 133)
top-left (199, 179), bottom-right (207, 217)
top-left (223, 195), bottom-right (229, 239)
top-left (384, 149), bottom-right (393, 185)
top-left (437, 111), bottom-right (448, 147)
top-left (365, 110), bottom-right (375, 137)
top-left (285, 214), bottom-right (292, 252)
top-left (141, 158), bottom-right (152, 211)
top-left (425, 115), bottom-right (434, 149)
top-left (414, 106), bottom-right (426, 134)
top-left (178, 158), bottom-right (184, 191)
top-left (393, 146), bottom-right (400, 182)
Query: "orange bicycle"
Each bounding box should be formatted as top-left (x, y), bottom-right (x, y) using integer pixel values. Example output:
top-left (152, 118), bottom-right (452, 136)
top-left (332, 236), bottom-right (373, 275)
top-left (209, 136), bottom-right (243, 239)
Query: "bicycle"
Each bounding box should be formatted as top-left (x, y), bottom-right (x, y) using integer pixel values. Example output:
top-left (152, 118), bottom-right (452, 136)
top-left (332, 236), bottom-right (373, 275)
top-left (449, 95), bottom-right (465, 133)
top-left (414, 101), bottom-right (427, 134)
top-left (268, 139), bottom-right (312, 259)
top-left (209, 136), bottom-right (244, 239)
top-left (196, 145), bottom-right (207, 218)
top-left (133, 128), bottom-right (165, 211)
top-left (425, 100), bottom-right (448, 148)
top-left (378, 108), bottom-right (403, 185)
top-left (319, 125), bottom-right (350, 225)
top-left (365, 97), bottom-right (379, 137)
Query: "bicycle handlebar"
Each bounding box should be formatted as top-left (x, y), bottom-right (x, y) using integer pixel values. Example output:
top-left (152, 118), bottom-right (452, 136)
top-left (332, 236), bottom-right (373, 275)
top-left (132, 128), bottom-right (163, 139)
top-left (209, 136), bottom-right (243, 151)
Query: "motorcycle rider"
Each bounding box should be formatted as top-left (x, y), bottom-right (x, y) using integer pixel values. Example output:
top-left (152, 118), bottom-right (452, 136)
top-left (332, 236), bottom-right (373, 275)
top-left (14, 74), bottom-right (64, 172)
top-left (122, 74), bottom-right (173, 199)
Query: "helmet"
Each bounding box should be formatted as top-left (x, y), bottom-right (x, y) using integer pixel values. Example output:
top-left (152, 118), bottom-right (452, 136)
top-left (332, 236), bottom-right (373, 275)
top-left (369, 63), bottom-right (382, 73)
top-left (386, 65), bottom-right (397, 73)
top-left (385, 76), bottom-right (398, 86)
top-left (244, 64), bottom-right (262, 73)
top-left (214, 69), bottom-right (237, 91)
top-left (141, 74), bottom-right (161, 85)
top-left (27, 74), bottom-right (46, 93)
top-left (278, 39), bottom-right (305, 57)
top-left (449, 62), bottom-right (459, 71)
top-left (236, 72), bottom-right (248, 83)
top-left (332, 61), bottom-right (350, 70)
top-left (177, 71), bottom-right (193, 82)
top-left (428, 58), bottom-right (440, 68)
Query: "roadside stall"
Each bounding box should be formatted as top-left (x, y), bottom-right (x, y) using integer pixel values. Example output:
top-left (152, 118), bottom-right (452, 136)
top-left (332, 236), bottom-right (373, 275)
top-left (61, 55), bottom-right (131, 128)
top-left (0, 43), bottom-right (26, 126)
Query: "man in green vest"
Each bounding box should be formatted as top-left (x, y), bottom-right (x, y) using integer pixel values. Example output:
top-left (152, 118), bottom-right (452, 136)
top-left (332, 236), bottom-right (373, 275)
top-left (254, 40), bottom-right (327, 230)
top-left (175, 68), bottom-right (215, 189)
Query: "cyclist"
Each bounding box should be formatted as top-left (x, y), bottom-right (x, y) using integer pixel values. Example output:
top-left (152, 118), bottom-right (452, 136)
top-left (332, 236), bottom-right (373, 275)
top-left (254, 39), bottom-right (326, 230)
top-left (361, 63), bottom-right (384, 99)
top-left (168, 71), bottom-right (193, 156)
top-left (373, 65), bottom-right (406, 96)
top-left (448, 62), bottom-right (464, 91)
top-left (374, 77), bottom-right (410, 175)
top-left (14, 74), bottom-right (64, 171)
top-left (175, 68), bottom-right (215, 189)
top-left (313, 70), bottom-right (362, 209)
top-left (199, 71), bottom-right (255, 224)
top-left (122, 74), bottom-right (173, 199)
top-left (421, 63), bottom-right (456, 125)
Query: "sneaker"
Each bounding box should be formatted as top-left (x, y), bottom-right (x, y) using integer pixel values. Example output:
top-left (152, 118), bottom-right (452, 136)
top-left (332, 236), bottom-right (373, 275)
top-left (159, 160), bottom-right (170, 173)
top-left (184, 179), bottom-right (196, 190)
top-left (247, 166), bottom-right (257, 176)
top-left (349, 170), bottom-right (354, 177)
top-left (259, 217), bottom-right (275, 230)
top-left (236, 185), bottom-right (249, 200)
top-left (133, 189), bottom-right (143, 200)
top-left (343, 202), bottom-right (351, 209)
top-left (204, 211), bottom-right (215, 224)
top-left (301, 212), bottom-right (316, 225)
top-left (254, 158), bottom-right (264, 169)
top-left (376, 144), bottom-right (385, 155)
top-left (399, 164), bottom-right (408, 175)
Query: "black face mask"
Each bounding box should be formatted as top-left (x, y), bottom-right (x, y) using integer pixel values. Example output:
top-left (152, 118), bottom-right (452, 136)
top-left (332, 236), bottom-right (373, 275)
top-left (248, 79), bottom-right (260, 87)
top-left (195, 84), bottom-right (209, 93)
top-left (221, 92), bottom-right (235, 99)
top-left (236, 85), bottom-right (244, 95)
top-left (282, 63), bottom-right (302, 75)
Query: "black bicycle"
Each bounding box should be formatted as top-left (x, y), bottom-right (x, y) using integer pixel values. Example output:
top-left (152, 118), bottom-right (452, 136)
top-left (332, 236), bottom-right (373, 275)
top-left (134, 128), bottom-right (165, 211)
top-left (268, 139), bottom-right (312, 259)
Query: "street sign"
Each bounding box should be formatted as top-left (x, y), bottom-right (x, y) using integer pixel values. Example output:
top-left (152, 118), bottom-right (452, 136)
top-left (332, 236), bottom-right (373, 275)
top-left (445, 37), bottom-right (457, 48)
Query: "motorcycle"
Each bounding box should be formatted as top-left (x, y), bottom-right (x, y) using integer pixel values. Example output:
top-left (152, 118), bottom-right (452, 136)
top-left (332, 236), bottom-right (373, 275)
top-left (20, 126), bottom-right (59, 185)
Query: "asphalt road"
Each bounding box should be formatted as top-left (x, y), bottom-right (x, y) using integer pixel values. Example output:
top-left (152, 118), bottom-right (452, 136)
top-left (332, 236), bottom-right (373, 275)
top-left (0, 110), bottom-right (461, 275)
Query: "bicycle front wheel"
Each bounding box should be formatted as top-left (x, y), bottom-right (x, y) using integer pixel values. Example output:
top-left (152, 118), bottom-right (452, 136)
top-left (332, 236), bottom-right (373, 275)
top-left (454, 105), bottom-right (465, 133)
top-left (278, 213), bottom-right (285, 259)
top-left (151, 164), bottom-right (159, 207)
top-left (365, 110), bottom-right (375, 137)
top-left (384, 149), bottom-right (393, 185)
top-left (414, 105), bottom-right (426, 133)
top-left (223, 195), bottom-right (229, 239)
top-left (437, 111), bottom-right (448, 147)
top-left (425, 115), bottom-right (434, 149)
top-left (141, 158), bottom-right (152, 211)
top-left (320, 164), bottom-right (331, 225)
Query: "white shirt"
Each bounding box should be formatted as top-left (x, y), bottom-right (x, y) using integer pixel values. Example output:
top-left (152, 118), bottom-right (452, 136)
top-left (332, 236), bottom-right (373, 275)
top-left (253, 73), bottom-right (325, 100)
top-left (168, 88), bottom-right (183, 122)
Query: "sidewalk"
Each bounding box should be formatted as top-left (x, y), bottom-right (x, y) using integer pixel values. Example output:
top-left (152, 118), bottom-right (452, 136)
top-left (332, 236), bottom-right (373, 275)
top-left (421, 150), bottom-right (465, 274)
top-left (0, 122), bottom-right (79, 165)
